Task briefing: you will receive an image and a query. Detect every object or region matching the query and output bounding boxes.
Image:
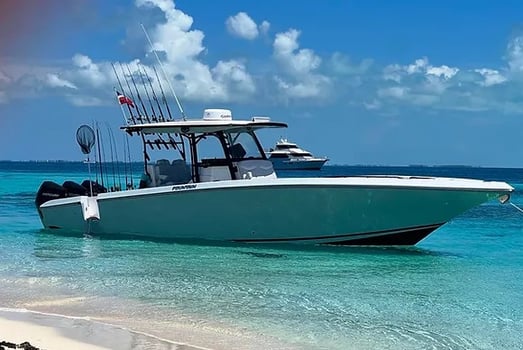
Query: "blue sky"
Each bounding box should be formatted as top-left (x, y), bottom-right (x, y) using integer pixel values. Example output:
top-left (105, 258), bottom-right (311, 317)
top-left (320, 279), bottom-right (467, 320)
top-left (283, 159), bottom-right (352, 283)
top-left (1, 0), bottom-right (523, 166)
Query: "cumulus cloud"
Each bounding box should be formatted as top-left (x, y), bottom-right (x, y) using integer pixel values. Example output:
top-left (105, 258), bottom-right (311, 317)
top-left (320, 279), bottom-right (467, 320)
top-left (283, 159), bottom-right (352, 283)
top-left (259, 20), bottom-right (270, 36)
top-left (329, 52), bottom-right (373, 75)
top-left (46, 73), bottom-right (77, 89)
top-left (272, 29), bottom-right (330, 99)
top-left (1, 0), bottom-right (522, 115)
top-left (212, 59), bottom-right (256, 96)
top-left (384, 57), bottom-right (459, 82)
top-left (506, 34), bottom-right (523, 73)
top-left (474, 68), bottom-right (507, 87)
top-left (132, 0), bottom-right (256, 102)
top-left (226, 12), bottom-right (259, 40)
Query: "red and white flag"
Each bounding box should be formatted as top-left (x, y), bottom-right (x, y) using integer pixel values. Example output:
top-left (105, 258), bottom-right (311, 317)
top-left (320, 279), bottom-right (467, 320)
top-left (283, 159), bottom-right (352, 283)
top-left (116, 91), bottom-right (134, 108)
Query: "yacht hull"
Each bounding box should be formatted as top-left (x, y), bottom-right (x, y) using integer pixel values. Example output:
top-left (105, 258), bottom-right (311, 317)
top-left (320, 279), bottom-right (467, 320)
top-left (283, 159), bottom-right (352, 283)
top-left (37, 177), bottom-right (512, 246)
top-left (271, 158), bottom-right (328, 170)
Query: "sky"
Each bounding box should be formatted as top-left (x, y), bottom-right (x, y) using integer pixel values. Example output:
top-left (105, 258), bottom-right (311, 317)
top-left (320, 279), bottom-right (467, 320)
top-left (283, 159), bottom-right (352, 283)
top-left (1, 0), bottom-right (523, 166)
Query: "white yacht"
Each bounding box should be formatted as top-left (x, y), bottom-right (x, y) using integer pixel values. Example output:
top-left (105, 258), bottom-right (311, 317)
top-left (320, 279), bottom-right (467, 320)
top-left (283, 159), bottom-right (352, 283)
top-left (267, 139), bottom-right (328, 170)
top-left (35, 108), bottom-right (514, 246)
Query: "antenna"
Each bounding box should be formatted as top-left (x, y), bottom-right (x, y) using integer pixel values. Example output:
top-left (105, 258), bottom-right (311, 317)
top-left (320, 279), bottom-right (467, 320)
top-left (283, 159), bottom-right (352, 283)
top-left (141, 23), bottom-right (186, 120)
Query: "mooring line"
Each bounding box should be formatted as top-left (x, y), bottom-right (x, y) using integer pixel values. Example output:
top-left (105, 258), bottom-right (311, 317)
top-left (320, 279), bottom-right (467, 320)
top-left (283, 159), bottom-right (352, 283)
top-left (509, 202), bottom-right (523, 213)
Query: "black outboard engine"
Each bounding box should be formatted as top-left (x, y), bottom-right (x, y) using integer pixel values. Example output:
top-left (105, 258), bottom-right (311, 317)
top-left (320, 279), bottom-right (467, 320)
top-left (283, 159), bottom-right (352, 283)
top-left (81, 180), bottom-right (107, 195)
top-left (35, 181), bottom-right (67, 208)
top-left (63, 181), bottom-right (88, 197)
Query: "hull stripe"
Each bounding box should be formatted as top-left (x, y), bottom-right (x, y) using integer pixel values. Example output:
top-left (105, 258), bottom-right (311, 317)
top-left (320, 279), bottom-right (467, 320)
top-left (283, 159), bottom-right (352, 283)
top-left (234, 223), bottom-right (444, 244)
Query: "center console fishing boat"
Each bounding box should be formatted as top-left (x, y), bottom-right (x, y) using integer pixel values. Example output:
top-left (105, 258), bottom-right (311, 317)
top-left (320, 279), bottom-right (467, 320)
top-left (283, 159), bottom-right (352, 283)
top-left (35, 105), bottom-right (513, 245)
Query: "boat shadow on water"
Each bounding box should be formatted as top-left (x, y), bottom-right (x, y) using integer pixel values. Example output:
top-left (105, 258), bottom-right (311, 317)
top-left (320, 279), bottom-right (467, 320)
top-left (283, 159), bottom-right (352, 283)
top-left (34, 228), bottom-right (455, 259)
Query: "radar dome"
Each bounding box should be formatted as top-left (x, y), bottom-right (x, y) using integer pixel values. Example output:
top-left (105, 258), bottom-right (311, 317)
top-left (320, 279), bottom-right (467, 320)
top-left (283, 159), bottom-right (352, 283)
top-left (203, 109), bottom-right (232, 121)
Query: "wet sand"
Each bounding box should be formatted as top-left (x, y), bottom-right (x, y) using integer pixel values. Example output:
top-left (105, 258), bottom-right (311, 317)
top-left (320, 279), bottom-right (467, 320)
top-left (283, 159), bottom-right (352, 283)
top-left (0, 309), bottom-right (204, 350)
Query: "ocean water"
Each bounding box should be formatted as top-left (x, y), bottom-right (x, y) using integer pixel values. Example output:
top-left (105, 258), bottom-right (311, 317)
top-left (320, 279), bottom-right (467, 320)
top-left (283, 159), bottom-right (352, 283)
top-left (0, 161), bottom-right (522, 349)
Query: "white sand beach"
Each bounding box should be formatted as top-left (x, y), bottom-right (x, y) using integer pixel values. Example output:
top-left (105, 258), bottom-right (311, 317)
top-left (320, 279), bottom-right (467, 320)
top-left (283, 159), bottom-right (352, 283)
top-left (0, 309), bottom-right (194, 350)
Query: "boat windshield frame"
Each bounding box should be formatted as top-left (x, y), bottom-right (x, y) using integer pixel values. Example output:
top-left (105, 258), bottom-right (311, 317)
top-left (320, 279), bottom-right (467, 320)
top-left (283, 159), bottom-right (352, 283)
top-left (123, 119), bottom-right (287, 184)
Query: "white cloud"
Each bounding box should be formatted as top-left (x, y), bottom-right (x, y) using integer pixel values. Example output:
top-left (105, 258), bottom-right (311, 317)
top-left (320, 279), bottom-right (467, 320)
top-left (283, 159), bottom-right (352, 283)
top-left (46, 73), bottom-right (77, 89)
top-left (132, 0), bottom-right (256, 103)
top-left (273, 29), bottom-right (321, 75)
top-left (272, 29), bottom-right (330, 99)
top-left (67, 95), bottom-right (105, 107)
top-left (329, 52), bottom-right (373, 75)
top-left (378, 86), bottom-right (409, 99)
top-left (384, 57), bottom-right (459, 82)
top-left (259, 20), bottom-right (270, 36)
top-left (507, 34), bottom-right (523, 73)
top-left (72, 54), bottom-right (110, 87)
top-left (226, 12), bottom-right (259, 40)
top-left (364, 99), bottom-right (381, 110)
top-left (1, 0), bottom-right (521, 115)
top-left (474, 68), bottom-right (507, 86)
top-left (426, 65), bottom-right (459, 79)
top-left (212, 60), bottom-right (256, 97)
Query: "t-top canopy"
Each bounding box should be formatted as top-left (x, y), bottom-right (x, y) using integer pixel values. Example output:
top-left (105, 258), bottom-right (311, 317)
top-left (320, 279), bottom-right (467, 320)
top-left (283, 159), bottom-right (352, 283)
top-left (123, 118), bottom-right (287, 135)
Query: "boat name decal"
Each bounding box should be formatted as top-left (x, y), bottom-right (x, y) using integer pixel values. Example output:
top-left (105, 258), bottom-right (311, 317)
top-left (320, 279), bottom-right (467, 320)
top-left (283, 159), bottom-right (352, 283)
top-left (172, 184), bottom-right (197, 191)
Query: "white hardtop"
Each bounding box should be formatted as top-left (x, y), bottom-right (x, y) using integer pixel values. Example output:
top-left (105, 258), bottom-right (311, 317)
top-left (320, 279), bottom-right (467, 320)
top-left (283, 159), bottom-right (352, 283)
top-left (124, 108), bottom-right (287, 135)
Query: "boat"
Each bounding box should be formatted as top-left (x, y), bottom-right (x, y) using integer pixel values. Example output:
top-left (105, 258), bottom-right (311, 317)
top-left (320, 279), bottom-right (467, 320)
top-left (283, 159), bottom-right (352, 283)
top-left (266, 138), bottom-right (328, 170)
top-left (34, 106), bottom-right (514, 246)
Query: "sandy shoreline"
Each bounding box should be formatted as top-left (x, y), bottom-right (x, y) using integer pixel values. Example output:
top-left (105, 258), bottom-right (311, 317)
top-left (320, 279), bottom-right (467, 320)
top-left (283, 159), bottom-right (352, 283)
top-left (0, 309), bottom-right (205, 350)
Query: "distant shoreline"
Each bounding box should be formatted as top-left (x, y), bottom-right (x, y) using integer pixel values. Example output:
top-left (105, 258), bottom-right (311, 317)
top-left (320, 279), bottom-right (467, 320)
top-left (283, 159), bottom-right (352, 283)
top-left (0, 160), bottom-right (518, 169)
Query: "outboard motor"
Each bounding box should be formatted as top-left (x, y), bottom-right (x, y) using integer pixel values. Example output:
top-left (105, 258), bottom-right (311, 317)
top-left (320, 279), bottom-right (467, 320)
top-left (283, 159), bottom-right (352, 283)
top-left (35, 181), bottom-right (67, 208)
top-left (81, 180), bottom-right (107, 195)
top-left (63, 181), bottom-right (88, 197)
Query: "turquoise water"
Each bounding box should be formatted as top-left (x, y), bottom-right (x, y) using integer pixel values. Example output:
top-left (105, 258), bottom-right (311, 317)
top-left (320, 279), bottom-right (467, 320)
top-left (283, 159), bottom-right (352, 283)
top-left (1, 162), bottom-right (522, 349)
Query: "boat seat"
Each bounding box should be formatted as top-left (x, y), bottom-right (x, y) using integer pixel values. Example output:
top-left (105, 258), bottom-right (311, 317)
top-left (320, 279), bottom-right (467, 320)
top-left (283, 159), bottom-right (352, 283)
top-left (156, 160), bottom-right (192, 186)
top-left (170, 159), bottom-right (192, 184)
top-left (156, 159), bottom-right (170, 166)
top-left (230, 143), bottom-right (246, 159)
top-left (236, 159), bottom-right (276, 179)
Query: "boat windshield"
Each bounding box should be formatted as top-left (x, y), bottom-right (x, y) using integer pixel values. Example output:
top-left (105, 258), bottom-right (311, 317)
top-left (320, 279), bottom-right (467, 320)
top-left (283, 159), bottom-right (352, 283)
top-left (227, 131), bottom-right (264, 159)
top-left (276, 144), bottom-right (297, 149)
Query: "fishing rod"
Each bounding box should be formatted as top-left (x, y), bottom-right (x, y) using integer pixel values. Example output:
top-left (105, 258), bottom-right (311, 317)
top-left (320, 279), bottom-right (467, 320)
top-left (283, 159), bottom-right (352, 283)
top-left (105, 124), bottom-right (117, 191)
top-left (126, 63), bottom-right (151, 123)
top-left (141, 23), bottom-right (186, 120)
top-left (95, 122), bottom-right (106, 188)
top-left (118, 62), bottom-right (143, 124)
top-left (111, 62), bottom-right (136, 124)
top-left (106, 123), bottom-right (122, 191)
top-left (125, 133), bottom-right (134, 189)
top-left (122, 133), bottom-right (129, 190)
top-left (128, 65), bottom-right (172, 150)
top-left (137, 64), bottom-right (158, 122)
top-left (91, 120), bottom-right (100, 185)
top-left (152, 65), bottom-right (173, 121)
top-left (140, 64), bottom-right (166, 122)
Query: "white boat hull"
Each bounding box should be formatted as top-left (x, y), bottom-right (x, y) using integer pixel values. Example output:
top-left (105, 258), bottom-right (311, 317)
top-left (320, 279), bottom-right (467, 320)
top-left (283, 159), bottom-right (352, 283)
top-left (271, 158), bottom-right (328, 170)
top-left (38, 176), bottom-right (512, 245)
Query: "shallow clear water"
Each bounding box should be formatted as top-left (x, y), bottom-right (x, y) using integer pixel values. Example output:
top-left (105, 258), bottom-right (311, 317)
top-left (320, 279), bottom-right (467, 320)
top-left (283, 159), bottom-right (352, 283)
top-left (1, 162), bottom-right (522, 349)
